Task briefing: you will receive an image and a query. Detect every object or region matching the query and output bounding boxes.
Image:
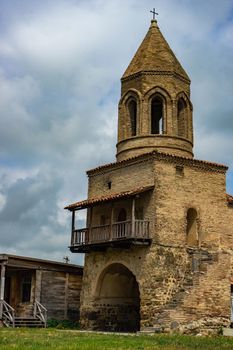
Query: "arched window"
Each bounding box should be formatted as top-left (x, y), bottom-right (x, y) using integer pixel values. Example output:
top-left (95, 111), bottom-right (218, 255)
top-left (128, 99), bottom-right (137, 136)
top-left (186, 208), bottom-right (198, 246)
top-left (151, 96), bottom-right (163, 134)
top-left (177, 98), bottom-right (187, 138)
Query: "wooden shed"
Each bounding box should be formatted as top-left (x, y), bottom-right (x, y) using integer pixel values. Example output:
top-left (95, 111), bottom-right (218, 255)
top-left (0, 254), bottom-right (83, 327)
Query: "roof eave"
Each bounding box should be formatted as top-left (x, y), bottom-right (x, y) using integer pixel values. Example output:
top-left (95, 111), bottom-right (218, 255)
top-left (65, 185), bottom-right (154, 211)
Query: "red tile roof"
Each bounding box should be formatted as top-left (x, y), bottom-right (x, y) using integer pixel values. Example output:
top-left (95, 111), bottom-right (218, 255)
top-left (227, 194), bottom-right (233, 205)
top-left (86, 151), bottom-right (228, 175)
top-left (65, 185), bottom-right (154, 211)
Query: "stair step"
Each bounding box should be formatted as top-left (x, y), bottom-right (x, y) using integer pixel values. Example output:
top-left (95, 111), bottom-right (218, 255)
top-left (15, 321), bottom-right (43, 324)
top-left (14, 317), bottom-right (45, 328)
top-left (15, 318), bottom-right (36, 320)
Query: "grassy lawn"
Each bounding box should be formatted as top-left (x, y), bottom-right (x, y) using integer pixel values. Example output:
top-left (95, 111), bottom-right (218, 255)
top-left (1, 329), bottom-right (233, 350)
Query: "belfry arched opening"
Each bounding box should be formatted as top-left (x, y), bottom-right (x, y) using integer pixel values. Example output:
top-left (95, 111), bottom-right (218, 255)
top-left (94, 263), bottom-right (140, 332)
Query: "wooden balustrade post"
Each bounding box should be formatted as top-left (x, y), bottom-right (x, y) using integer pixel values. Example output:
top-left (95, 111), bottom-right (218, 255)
top-left (71, 211), bottom-right (75, 245)
top-left (110, 203), bottom-right (114, 240)
top-left (132, 197), bottom-right (135, 237)
top-left (0, 263), bottom-right (5, 301)
top-left (89, 207), bottom-right (93, 243)
top-left (0, 262), bottom-right (6, 319)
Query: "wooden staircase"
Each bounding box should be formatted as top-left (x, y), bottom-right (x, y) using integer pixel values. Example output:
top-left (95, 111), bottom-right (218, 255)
top-left (0, 299), bottom-right (47, 328)
top-left (14, 317), bottom-right (45, 328)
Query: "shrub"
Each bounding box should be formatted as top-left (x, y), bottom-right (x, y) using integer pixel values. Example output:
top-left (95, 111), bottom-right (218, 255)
top-left (47, 318), bottom-right (80, 329)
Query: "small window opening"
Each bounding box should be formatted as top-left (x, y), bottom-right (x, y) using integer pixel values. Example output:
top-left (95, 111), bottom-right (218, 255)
top-left (176, 165), bottom-right (184, 176)
top-left (186, 208), bottom-right (199, 246)
top-left (151, 97), bottom-right (163, 134)
top-left (128, 99), bottom-right (137, 136)
top-left (21, 274), bottom-right (32, 302)
top-left (107, 181), bottom-right (112, 189)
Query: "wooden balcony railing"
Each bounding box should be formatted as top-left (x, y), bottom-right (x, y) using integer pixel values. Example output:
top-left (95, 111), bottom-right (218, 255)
top-left (71, 220), bottom-right (150, 247)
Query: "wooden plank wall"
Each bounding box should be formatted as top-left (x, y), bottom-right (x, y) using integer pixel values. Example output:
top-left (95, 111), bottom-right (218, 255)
top-left (40, 270), bottom-right (82, 321)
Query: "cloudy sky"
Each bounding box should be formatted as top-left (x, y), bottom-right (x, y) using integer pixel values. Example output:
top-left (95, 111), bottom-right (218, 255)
top-left (0, 0), bottom-right (232, 266)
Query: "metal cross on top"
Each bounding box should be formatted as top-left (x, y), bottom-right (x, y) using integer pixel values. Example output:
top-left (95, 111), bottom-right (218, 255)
top-left (150, 8), bottom-right (158, 20)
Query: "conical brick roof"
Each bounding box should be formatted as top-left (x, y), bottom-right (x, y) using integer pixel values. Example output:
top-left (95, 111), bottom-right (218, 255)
top-left (122, 20), bottom-right (190, 81)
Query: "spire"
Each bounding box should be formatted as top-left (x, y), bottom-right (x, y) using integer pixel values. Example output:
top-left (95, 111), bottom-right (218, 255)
top-left (122, 20), bottom-right (190, 81)
top-left (117, 19), bottom-right (193, 162)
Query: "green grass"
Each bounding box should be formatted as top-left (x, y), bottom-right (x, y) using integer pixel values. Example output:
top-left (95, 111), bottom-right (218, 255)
top-left (1, 329), bottom-right (233, 350)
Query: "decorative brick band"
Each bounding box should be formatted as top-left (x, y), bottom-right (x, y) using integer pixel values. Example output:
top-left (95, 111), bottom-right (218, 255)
top-left (121, 70), bottom-right (190, 84)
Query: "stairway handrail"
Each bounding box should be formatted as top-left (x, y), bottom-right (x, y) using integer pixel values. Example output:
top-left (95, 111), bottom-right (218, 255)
top-left (34, 299), bottom-right (47, 327)
top-left (0, 299), bottom-right (15, 327)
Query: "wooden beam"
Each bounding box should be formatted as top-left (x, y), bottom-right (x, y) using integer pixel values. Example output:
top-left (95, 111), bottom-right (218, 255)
top-left (0, 263), bottom-right (6, 319)
top-left (132, 197), bottom-right (135, 237)
top-left (110, 203), bottom-right (114, 240)
top-left (64, 273), bottom-right (69, 319)
top-left (89, 207), bottom-right (93, 244)
top-left (71, 211), bottom-right (75, 245)
top-left (0, 263), bottom-right (6, 300)
top-left (35, 270), bottom-right (42, 303)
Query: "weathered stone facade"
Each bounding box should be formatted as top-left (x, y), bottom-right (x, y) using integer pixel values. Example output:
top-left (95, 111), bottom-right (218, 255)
top-left (67, 19), bottom-right (233, 334)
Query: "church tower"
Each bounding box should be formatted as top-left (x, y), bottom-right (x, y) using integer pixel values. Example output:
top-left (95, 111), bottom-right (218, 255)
top-left (117, 19), bottom-right (193, 161)
top-left (66, 18), bottom-right (233, 334)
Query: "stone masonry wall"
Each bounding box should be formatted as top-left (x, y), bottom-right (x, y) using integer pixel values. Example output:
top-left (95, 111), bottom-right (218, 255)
top-left (80, 155), bottom-right (233, 334)
top-left (80, 245), bottom-right (231, 333)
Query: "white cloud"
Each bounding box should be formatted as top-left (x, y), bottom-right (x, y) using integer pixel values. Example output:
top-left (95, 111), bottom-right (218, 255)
top-left (0, 193), bottom-right (6, 211)
top-left (0, 0), bottom-right (232, 263)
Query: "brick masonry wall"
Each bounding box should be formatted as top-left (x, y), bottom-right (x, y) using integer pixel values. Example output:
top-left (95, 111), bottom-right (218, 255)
top-left (117, 73), bottom-right (193, 160)
top-left (88, 158), bottom-right (154, 198)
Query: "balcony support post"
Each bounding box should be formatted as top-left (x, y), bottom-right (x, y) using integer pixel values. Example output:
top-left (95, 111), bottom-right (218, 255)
top-left (0, 262), bottom-right (6, 320)
top-left (110, 203), bottom-right (114, 240)
top-left (132, 197), bottom-right (135, 237)
top-left (89, 207), bottom-right (93, 243)
top-left (71, 211), bottom-right (75, 245)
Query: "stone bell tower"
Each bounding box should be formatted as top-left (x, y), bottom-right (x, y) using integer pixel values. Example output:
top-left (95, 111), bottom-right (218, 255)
top-left (117, 19), bottom-right (193, 161)
top-left (66, 17), bottom-right (233, 334)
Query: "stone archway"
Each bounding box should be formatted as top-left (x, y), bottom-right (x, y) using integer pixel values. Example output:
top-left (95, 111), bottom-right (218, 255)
top-left (94, 263), bottom-right (140, 332)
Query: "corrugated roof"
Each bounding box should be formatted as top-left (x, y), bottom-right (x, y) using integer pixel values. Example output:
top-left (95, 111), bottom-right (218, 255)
top-left (0, 253), bottom-right (83, 269)
top-left (65, 185), bottom-right (154, 211)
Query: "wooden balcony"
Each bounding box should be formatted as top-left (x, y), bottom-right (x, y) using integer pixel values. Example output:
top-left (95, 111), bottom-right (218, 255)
top-left (70, 220), bottom-right (151, 253)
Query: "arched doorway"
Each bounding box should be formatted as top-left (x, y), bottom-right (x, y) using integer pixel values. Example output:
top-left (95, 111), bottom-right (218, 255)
top-left (95, 263), bottom-right (140, 332)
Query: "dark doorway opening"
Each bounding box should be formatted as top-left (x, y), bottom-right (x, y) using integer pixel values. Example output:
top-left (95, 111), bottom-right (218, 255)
top-left (94, 263), bottom-right (140, 332)
top-left (21, 274), bottom-right (32, 302)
